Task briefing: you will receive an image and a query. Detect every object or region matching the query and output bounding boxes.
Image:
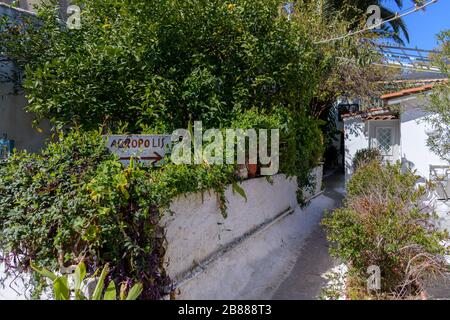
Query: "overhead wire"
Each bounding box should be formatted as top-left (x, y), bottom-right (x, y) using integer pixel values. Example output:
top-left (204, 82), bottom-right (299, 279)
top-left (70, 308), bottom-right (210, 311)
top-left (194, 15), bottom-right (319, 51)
top-left (315, 0), bottom-right (439, 44)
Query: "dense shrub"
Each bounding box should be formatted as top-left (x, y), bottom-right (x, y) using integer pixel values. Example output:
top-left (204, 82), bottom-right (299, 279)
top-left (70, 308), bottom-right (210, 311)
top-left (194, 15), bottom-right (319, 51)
top-left (0, 130), bottom-right (238, 299)
top-left (0, 0), bottom-right (328, 132)
top-left (352, 148), bottom-right (383, 171)
top-left (231, 108), bottom-right (324, 203)
top-left (323, 161), bottom-right (449, 299)
top-left (1, 0), bottom-right (326, 202)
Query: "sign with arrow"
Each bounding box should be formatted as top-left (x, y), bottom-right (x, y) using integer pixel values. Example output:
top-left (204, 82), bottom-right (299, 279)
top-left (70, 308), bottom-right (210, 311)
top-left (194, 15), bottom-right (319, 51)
top-left (105, 135), bottom-right (172, 166)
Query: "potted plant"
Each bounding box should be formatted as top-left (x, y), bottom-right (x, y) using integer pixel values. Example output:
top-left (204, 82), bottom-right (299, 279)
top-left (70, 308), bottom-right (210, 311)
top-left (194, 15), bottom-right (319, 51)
top-left (246, 158), bottom-right (258, 178)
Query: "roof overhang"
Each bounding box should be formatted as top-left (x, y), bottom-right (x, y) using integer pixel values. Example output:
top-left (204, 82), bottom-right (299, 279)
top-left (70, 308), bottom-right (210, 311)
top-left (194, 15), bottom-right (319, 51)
top-left (342, 107), bottom-right (398, 121)
top-left (342, 81), bottom-right (446, 120)
top-left (381, 82), bottom-right (443, 106)
top-left (380, 84), bottom-right (436, 100)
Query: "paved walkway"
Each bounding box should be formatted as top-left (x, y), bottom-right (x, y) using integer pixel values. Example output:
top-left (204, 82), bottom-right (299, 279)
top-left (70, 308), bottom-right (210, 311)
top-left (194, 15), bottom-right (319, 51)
top-left (272, 172), bottom-right (345, 300)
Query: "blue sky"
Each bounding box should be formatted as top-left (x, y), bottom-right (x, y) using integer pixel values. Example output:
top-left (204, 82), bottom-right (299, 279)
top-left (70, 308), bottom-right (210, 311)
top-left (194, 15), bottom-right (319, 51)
top-left (387, 0), bottom-right (450, 50)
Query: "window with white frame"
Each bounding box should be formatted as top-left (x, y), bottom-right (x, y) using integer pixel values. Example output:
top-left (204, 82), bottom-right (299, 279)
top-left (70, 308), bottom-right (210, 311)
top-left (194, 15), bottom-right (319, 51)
top-left (376, 127), bottom-right (393, 156)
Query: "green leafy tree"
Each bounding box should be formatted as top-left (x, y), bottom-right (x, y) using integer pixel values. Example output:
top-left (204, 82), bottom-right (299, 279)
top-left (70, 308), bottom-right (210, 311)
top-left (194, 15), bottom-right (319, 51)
top-left (427, 30), bottom-right (450, 163)
top-left (1, 0), bottom-right (334, 132)
top-left (1, 0), bottom-right (367, 194)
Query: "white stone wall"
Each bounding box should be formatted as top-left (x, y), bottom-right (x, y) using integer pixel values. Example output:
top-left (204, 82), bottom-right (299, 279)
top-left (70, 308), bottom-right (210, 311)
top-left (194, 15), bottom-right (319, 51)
top-left (0, 263), bottom-right (33, 300)
top-left (162, 169), bottom-right (324, 299)
top-left (163, 174), bottom-right (300, 281)
top-left (173, 194), bottom-right (334, 299)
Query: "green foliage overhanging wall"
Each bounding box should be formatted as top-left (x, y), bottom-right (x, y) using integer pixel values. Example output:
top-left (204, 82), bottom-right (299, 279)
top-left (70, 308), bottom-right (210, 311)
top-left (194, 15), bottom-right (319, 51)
top-left (0, 0), bottom-right (336, 194)
top-left (0, 0), bottom-right (358, 298)
top-left (0, 130), bottom-right (238, 299)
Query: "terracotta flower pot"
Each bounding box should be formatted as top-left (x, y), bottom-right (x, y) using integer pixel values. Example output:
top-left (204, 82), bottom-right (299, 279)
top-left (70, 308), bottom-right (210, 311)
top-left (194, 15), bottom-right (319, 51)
top-left (247, 163), bottom-right (257, 178)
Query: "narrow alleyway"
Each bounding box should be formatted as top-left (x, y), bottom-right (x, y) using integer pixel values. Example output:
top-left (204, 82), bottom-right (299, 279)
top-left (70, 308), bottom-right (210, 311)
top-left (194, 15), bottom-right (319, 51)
top-left (272, 172), bottom-right (345, 300)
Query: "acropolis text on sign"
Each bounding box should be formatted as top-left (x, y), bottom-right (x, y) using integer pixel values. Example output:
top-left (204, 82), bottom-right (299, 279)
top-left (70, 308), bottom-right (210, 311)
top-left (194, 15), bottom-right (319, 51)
top-left (105, 135), bottom-right (172, 166)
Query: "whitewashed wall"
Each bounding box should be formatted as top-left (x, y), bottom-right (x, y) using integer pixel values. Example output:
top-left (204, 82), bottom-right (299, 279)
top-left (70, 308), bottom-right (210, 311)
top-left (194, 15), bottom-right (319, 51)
top-left (162, 169), bottom-right (324, 299)
top-left (400, 106), bottom-right (448, 180)
top-left (163, 174), bottom-right (299, 281)
top-left (343, 117), bottom-right (368, 182)
top-left (343, 101), bottom-right (448, 182)
top-left (1, 168), bottom-right (325, 300)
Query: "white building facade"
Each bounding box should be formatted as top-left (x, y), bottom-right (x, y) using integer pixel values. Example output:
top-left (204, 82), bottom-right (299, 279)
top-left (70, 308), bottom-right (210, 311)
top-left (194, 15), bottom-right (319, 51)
top-left (343, 86), bottom-right (448, 194)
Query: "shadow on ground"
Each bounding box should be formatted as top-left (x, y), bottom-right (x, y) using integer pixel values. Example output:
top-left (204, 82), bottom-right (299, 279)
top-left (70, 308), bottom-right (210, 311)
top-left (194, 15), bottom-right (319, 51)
top-left (271, 172), bottom-right (345, 300)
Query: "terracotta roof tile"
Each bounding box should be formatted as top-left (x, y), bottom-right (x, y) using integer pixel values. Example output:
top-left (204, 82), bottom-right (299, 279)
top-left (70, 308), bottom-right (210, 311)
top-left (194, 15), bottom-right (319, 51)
top-left (366, 115), bottom-right (399, 120)
top-left (380, 84), bottom-right (435, 100)
top-left (341, 107), bottom-right (389, 119)
top-left (341, 81), bottom-right (448, 119)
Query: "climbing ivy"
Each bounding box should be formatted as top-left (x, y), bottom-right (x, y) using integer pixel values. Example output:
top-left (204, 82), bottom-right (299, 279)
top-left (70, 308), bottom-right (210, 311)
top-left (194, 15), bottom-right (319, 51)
top-left (0, 130), bottom-right (238, 299)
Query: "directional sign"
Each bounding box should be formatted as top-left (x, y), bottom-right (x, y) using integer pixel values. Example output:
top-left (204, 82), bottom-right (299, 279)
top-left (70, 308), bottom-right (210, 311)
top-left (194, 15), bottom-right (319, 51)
top-left (105, 135), bottom-right (172, 166)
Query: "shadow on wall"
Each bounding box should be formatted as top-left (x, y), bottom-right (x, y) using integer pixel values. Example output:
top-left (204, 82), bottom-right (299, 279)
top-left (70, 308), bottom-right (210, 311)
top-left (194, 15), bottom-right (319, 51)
top-left (343, 117), bottom-right (367, 140)
top-left (0, 54), bottom-right (51, 153)
top-left (400, 156), bottom-right (428, 184)
top-left (0, 96), bottom-right (51, 153)
top-left (344, 150), bottom-right (352, 184)
top-left (401, 156), bottom-right (416, 172)
top-left (401, 106), bottom-right (430, 124)
top-left (344, 117), bottom-right (368, 182)
top-left (1, 0), bottom-right (69, 12)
